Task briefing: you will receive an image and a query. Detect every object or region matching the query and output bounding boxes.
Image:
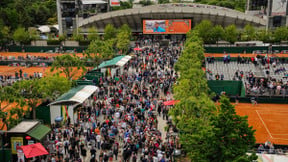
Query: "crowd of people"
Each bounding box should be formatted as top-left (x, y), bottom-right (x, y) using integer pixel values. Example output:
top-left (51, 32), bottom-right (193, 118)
top-left (0, 69), bottom-right (44, 87)
top-left (206, 54), bottom-right (288, 97)
top-left (42, 39), bottom-right (183, 162)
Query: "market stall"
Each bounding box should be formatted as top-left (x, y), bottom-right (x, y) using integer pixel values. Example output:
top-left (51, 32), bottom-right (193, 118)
top-left (49, 85), bottom-right (99, 124)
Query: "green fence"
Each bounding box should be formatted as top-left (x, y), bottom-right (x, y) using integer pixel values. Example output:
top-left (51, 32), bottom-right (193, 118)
top-left (7, 45), bottom-right (87, 53)
top-left (36, 105), bottom-right (51, 125)
top-left (208, 80), bottom-right (242, 96)
top-left (0, 149), bottom-right (12, 162)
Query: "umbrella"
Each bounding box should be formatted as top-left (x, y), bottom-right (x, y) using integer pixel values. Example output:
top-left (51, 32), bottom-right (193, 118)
top-left (163, 100), bottom-right (180, 106)
top-left (55, 116), bottom-right (63, 122)
top-left (134, 47), bottom-right (142, 51)
top-left (20, 143), bottom-right (49, 158)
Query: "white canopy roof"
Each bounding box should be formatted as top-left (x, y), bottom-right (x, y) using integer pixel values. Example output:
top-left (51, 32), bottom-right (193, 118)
top-left (49, 85), bottom-right (98, 105)
top-left (82, 0), bottom-right (107, 4)
top-left (8, 121), bottom-right (39, 133)
top-left (116, 55), bottom-right (132, 67)
top-left (38, 25), bottom-right (51, 33)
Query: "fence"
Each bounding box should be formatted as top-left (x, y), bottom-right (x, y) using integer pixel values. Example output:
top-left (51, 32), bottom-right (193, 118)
top-left (207, 80), bottom-right (243, 96)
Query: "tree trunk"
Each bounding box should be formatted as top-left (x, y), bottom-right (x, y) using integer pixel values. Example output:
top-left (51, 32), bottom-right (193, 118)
top-left (32, 107), bottom-right (36, 119)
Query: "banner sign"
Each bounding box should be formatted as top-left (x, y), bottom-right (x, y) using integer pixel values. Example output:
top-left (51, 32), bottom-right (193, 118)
top-left (272, 0), bottom-right (287, 16)
top-left (11, 137), bottom-right (23, 154)
top-left (110, 0), bottom-right (120, 6)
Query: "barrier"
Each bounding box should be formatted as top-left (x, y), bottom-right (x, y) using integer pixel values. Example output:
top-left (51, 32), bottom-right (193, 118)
top-left (208, 80), bottom-right (242, 96)
top-left (204, 46), bottom-right (288, 53)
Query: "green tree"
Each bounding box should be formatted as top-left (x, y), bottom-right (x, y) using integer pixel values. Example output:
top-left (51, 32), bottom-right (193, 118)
top-left (104, 24), bottom-right (117, 40)
top-left (51, 54), bottom-right (87, 80)
top-left (12, 76), bottom-right (71, 119)
top-left (28, 28), bottom-right (39, 41)
top-left (193, 20), bottom-right (214, 44)
top-left (210, 25), bottom-right (225, 44)
top-left (87, 27), bottom-right (99, 41)
top-left (224, 24), bottom-right (238, 44)
top-left (273, 27), bottom-right (288, 43)
top-left (116, 24), bottom-right (132, 54)
top-left (116, 31), bottom-right (130, 54)
top-left (158, 0), bottom-right (169, 4)
top-left (0, 86), bottom-right (25, 130)
top-left (73, 28), bottom-right (84, 42)
top-left (208, 96), bottom-right (256, 161)
top-left (241, 24), bottom-right (256, 41)
top-left (86, 39), bottom-right (115, 65)
top-left (13, 27), bottom-right (30, 44)
top-left (256, 29), bottom-right (273, 43)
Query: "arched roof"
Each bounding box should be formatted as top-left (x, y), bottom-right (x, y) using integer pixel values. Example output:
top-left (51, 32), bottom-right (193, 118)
top-left (78, 3), bottom-right (266, 32)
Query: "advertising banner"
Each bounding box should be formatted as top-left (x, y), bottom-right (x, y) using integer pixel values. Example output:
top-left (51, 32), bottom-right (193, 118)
top-left (271, 0), bottom-right (287, 16)
top-left (143, 19), bottom-right (191, 34)
top-left (11, 137), bottom-right (23, 154)
top-left (110, 0), bottom-right (120, 6)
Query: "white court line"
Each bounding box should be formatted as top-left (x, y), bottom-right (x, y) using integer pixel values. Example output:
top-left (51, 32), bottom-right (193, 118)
top-left (256, 110), bottom-right (273, 139)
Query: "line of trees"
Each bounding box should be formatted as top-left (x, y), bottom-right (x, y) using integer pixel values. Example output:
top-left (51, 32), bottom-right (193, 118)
top-left (171, 30), bottom-right (257, 161)
top-left (194, 20), bottom-right (288, 44)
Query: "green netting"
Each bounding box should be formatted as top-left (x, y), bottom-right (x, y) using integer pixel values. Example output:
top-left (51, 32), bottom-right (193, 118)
top-left (208, 80), bottom-right (242, 96)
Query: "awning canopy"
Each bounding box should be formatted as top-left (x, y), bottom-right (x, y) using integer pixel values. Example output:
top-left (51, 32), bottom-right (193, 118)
top-left (20, 143), bottom-right (49, 159)
top-left (163, 100), bottom-right (180, 106)
top-left (95, 55), bottom-right (132, 70)
top-left (81, 0), bottom-right (107, 4)
top-left (8, 121), bottom-right (39, 133)
top-left (27, 124), bottom-right (51, 141)
top-left (38, 26), bottom-right (51, 33)
top-left (49, 85), bottom-right (98, 105)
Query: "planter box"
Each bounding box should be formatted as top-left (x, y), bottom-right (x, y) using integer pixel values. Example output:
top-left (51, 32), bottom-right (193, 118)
top-left (31, 40), bottom-right (48, 46)
top-left (62, 41), bottom-right (79, 47)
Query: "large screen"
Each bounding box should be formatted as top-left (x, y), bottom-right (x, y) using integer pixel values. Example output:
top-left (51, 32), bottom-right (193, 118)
top-left (143, 19), bottom-right (191, 34)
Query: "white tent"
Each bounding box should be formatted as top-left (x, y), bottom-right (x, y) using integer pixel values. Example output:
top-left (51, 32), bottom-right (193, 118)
top-left (38, 26), bottom-right (51, 33)
top-left (81, 0), bottom-right (107, 4)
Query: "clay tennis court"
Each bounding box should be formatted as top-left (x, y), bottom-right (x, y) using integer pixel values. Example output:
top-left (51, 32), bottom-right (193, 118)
top-left (0, 66), bottom-right (84, 79)
top-left (235, 103), bottom-right (288, 145)
top-left (0, 52), bottom-right (84, 58)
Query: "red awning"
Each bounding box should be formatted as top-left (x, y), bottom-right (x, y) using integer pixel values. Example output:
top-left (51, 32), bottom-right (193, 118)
top-left (134, 47), bottom-right (142, 51)
top-left (163, 100), bottom-right (180, 106)
top-left (20, 143), bottom-right (49, 158)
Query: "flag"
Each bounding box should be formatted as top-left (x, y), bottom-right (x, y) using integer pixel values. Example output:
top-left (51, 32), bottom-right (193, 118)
top-left (61, 105), bottom-right (69, 121)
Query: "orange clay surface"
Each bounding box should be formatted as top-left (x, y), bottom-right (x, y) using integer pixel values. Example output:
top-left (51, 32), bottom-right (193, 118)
top-left (0, 52), bottom-right (84, 58)
top-left (235, 103), bottom-right (288, 145)
top-left (205, 53), bottom-right (288, 58)
top-left (0, 102), bottom-right (31, 130)
top-left (0, 66), bottom-right (85, 79)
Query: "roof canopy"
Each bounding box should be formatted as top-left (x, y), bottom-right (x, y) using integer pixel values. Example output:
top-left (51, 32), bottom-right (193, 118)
top-left (27, 124), bottom-right (51, 141)
top-left (8, 121), bottom-right (39, 133)
top-left (95, 55), bottom-right (132, 70)
top-left (49, 85), bottom-right (98, 105)
top-left (81, 0), bottom-right (107, 4)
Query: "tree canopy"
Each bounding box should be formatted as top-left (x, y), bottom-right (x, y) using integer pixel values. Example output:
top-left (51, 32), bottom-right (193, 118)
top-left (51, 54), bottom-right (87, 80)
